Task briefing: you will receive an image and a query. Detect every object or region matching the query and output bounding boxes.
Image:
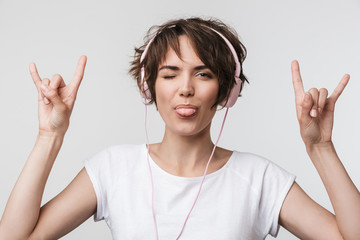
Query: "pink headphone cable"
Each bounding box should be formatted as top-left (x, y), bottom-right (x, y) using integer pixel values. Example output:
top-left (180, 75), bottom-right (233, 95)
top-left (144, 102), bottom-right (159, 239)
top-left (144, 102), bottom-right (229, 240)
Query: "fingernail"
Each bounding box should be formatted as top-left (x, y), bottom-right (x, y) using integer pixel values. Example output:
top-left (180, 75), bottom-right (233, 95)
top-left (318, 107), bottom-right (322, 114)
top-left (44, 97), bottom-right (50, 104)
top-left (304, 94), bottom-right (310, 101)
top-left (311, 109), bottom-right (317, 117)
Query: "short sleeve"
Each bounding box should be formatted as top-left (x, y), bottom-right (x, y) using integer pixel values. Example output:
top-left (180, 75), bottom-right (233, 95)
top-left (83, 148), bottom-right (111, 222)
top-left (257, 161), bottom-right (296, 237)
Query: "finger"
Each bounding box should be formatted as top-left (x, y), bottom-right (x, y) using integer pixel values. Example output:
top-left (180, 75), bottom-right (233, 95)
top-left (29, 62), bottom-right (45, 100)
top-left (69, 55), bottom-right (87, 94)
top-left (329, 74), bottom-right (350, 103)
top-left (300, 92), bottom-right (313, 125)
top-left (41, 78), bottom-right (51, 105)
top-left (308, 88), bottom-right (319, 117)
top-left (29, 62), bottom-right (41, 86)
top-left (41, 78), bottom-right (66, 111)
top-left (318, 88), bottom-right (328, 114)
top-left (291, 60), bottom-right (305, 104)
top-left (50, 74), bottom-right (66, 89)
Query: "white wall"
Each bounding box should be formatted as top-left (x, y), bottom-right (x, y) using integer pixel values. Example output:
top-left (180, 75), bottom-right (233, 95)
top-left (0, 0), bottom-right (359, 239)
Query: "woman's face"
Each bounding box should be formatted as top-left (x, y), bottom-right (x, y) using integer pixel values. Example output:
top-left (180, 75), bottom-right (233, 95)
top-left (154, 35), bottom-right (219, 136)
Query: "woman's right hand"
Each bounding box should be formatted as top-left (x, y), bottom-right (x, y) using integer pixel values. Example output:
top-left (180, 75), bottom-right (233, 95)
top-left (30, 55), bottom-right (87, 136)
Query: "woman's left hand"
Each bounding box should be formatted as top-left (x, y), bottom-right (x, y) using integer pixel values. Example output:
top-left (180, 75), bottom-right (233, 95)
top-left (291, 60), bottom-right (350, 148)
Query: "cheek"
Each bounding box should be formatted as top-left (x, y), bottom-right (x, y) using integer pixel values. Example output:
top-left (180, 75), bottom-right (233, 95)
top-left (155, 83), bottom-right (170, 103)
top-left (198, 83), bottom-right (219, 103)
top-left (154, 82), bottom-right (175, 116)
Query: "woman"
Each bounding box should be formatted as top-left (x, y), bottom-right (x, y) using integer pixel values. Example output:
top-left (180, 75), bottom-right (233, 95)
top-left (0, 17), bottom-right (359, 240)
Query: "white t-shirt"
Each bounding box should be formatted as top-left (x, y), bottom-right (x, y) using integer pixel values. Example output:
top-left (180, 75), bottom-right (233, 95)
top-left (84, 144), bottom-right (296, 240)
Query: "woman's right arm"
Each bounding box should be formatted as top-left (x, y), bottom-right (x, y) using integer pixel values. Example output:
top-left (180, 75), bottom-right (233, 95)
top-left (0, 56), bottom-right (97, 240)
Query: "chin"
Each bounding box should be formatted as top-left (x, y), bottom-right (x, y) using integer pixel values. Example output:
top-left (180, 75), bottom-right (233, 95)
top-left (167, 122), bottom-right (211, 137)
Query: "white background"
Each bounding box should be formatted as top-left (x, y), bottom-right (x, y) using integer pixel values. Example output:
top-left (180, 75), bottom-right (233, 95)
top-left (0, 0), bottom-right (359, 239)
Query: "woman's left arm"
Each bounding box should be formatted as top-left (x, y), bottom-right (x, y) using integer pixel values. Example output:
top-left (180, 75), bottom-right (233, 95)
top-left (279, 61), bottom-right (360, 240)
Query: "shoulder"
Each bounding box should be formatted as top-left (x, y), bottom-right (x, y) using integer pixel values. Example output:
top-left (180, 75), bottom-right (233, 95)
top-left (230, 151), bottom-right (275, 173)
top-left (84, 144), bottom-right (145, 170)
top-left (228, 151), bottom-right (296, 193)
top-left (227, 151), bottom-right (296, 237)
top-left (230, 150), bottom-right (293, 176)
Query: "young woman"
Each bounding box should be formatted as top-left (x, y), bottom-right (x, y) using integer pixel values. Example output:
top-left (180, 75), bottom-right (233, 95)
top-left (0, 17), bottom-right (359, 240)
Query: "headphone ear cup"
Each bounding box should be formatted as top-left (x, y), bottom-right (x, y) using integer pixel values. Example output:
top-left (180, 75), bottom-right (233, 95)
top-left (221, 77), bottom-right (241, 108)
top-left (141, 81), bottom-right (152, 99)
top-left (140, 67), bottom-right (152, 100)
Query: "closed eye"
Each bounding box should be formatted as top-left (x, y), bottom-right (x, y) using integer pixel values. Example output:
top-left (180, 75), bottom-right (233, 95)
top-left (164, 75), bottom-right (176, 79)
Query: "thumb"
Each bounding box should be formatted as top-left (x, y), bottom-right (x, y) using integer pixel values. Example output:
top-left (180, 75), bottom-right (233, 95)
top-left (300, 92), bottom-right (314, 125)
top-left (41, 79), bottom-right (66, 111)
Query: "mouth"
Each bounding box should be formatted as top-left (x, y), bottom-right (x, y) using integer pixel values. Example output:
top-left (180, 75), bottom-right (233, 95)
top-left (174, 105), bottom-right (198, 118)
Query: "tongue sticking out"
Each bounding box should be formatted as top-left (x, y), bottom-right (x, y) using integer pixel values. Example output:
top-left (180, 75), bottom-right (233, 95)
top-left (175, 108), bottom-right (196, 116)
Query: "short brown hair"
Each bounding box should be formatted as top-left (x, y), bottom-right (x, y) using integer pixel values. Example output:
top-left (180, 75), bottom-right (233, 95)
top-left (129, 17), bottom-right (248, 108)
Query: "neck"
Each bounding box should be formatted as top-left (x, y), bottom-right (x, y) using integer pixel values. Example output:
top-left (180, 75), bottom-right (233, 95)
top-left (152, 124), bottom-right (216, 176)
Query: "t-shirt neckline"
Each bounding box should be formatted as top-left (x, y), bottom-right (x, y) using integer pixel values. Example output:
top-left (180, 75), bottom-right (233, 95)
top-left (142, 144), bottom-right (235, 182)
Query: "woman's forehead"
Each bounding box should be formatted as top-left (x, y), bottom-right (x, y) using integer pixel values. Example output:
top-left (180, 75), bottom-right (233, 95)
top-left (158, 36), bottom-right (204, 68)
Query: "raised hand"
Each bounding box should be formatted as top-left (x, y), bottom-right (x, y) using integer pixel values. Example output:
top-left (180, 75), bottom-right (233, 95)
top-left (291, 60), bottom-right (350, 147)
top-left (30, 56), bottom-right (87, 136)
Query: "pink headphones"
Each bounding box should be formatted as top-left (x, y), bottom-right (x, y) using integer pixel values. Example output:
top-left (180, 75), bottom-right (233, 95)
top-left (142, 25), bottom-right (240, 239)
top-left (139, 26), bottom-right (242, 108)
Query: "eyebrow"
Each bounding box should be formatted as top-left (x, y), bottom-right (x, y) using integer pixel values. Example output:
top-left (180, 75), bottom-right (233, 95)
top-left (159, 65), bottom-right (179, 71)
top-left (158, 65), bottom-right (209, 71)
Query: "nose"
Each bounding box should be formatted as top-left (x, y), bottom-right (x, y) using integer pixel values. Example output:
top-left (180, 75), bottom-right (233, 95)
top-left (178, 74), bottom-right (194, 97)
